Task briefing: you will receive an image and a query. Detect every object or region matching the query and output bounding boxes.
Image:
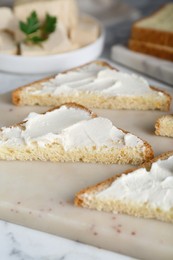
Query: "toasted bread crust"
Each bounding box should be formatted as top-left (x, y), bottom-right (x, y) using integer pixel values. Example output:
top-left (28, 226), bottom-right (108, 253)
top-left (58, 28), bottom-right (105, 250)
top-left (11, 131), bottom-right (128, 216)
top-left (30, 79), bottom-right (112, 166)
top-left (131, 26), bottom-right (173, 48)
top-left (12, 60), bottom-right (115, 106)
top-left (8, 102), bottom-right (97, 128)
top-left (155, 114), bottom-right (173, 137)
top-left (74, 151), bottom-right (173, 207)
top-left (12, 60), bottom-right (171, 112)
top-left (130, 4), bottom-right (173, 47)
top-left (150, 86), bottom-right (171, 112)
top-left (129, 39), bottom-right (173, 62)
top-left (0, 102), bottom-right (154, 164)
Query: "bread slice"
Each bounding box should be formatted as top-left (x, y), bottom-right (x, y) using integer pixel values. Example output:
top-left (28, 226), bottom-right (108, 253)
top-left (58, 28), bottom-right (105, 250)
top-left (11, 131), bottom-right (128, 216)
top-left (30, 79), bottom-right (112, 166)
top-left (155, 115), bottom-right (173, 137)
top-left (75, 151), bottom-right (173, 223)
top-left (12, 61), bottom-right (171, 111)
top-left (0, 103), bottom-right (153, 164)
top-left (129, 39), bottom-right (173, 62)
top-left (130, 3), bottom-right (173, 48)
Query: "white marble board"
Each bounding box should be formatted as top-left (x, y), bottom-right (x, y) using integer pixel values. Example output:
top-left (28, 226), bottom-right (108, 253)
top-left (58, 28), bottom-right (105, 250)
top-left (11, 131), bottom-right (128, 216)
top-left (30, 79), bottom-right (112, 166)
top-left (111, 45), bottom-right (173, 86)
top-left (0, 84), bottom-right (173, 260)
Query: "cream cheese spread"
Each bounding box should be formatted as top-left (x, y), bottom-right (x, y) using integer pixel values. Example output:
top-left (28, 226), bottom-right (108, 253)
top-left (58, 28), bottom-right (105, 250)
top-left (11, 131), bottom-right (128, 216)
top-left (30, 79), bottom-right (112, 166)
top-left (29, 63), bottom-right (163, 97)
top-left (0, 105), bottom-right (144, 150)
top-left (95, 155), bottom-right (173, 211)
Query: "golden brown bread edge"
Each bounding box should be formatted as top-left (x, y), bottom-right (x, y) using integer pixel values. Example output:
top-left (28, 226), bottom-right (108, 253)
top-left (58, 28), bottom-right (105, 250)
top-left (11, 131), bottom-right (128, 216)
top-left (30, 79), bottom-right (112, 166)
top-left (12, 60), bottom-right (171, 112)
top-left (4, 102), bottom-right (97, 129)
top-left (12, 60), bottom-right (113, 106)
top-left (74, 151), bottom-right (173, 207)
top-left (0, 102), bottom-right (154, 163)
top-left (155, 114), bottom-right (173, 137)
top-left (130, 4), bottom-right (173, 47)
top-left (128, 39), bottom-right (173, 62)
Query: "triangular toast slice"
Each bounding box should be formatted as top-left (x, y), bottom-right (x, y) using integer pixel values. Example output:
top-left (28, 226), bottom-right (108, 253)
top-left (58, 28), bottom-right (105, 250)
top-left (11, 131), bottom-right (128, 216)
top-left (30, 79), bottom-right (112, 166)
top-left (155, 115), bottom-right (173, 137)
top-left (75, 152), bottom-right (173, 223)
top-left (0, 103), bottom-right (153, 164)
top-left (12, 61), bottom-right (171, 111)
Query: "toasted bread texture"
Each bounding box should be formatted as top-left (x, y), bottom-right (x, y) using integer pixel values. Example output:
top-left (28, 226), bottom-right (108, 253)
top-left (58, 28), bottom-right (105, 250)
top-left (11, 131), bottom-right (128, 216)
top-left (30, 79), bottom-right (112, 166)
top-left (155, 115), bottom-right (173, 137)
top-left (129, 39), bottom-right (173, 62)
top-left (130, 3), bottom-right (173, 47)
top-left (75, 151), bottom-right (173, 223)
top-left (12, 60), bottom-right (171, 111)
top-left (0, 103), bottom-right (153, 164)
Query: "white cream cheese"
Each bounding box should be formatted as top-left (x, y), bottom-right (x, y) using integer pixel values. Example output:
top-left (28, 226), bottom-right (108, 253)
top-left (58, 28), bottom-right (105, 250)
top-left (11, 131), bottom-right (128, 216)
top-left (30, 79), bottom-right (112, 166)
top-left (95, 155), bottom-right (173, 211)
top-left (29, 63), bottom-right (162, 97)
top-left (20, 23), bottom-right (78, 56)
top-left (0, 105), bottom-right (144, 150)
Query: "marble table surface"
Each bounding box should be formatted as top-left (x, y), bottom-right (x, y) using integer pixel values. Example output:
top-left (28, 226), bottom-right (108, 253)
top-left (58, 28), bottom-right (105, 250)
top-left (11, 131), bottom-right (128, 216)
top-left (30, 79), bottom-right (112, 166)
top-left (0, 60), bottom-right (171, 260)
top-left (0, 220), bottom-right (134, 260)
top-left (0, 61), bottom-right (137, 260)
top-left (0, 1), bottom-right (171, 258)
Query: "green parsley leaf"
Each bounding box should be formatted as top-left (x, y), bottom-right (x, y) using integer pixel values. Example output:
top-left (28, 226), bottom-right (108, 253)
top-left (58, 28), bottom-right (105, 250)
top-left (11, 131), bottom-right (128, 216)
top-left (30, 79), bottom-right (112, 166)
top-left (43, 14), bottom-right (57, 34)
top-left (19, 11), bottom-right (40, 35)
top-left (27, 36), bottom-right (44, 44)
top-left (19, 11), bottom-right (57, 45)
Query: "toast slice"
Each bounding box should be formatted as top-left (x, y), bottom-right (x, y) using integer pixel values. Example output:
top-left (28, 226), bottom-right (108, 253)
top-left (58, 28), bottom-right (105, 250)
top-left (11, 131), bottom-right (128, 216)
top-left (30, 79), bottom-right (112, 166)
top-left (12, 61), bottom-right (171, 111)
top-left (129, 39), bottom-right (173, 62)
top-left (75, 151), bottom-right (173, 223)
top-left (155, 115), bottom-right (173, 137)
top-left (0, 103), bottom-right (153, 164)
top-left (130, 3), bottom-right (173, 48)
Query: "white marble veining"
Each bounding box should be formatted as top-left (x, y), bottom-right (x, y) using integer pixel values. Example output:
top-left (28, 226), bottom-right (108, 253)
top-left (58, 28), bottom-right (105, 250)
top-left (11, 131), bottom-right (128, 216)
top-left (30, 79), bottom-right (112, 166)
top-left (0, 220), bottom-right (135, 260)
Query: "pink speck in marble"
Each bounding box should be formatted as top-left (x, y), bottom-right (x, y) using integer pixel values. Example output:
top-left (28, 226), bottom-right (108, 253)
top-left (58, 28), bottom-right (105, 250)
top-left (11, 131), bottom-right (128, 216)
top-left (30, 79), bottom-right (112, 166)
top-left (48, 208), bottom-right (52, 211)
top-left (29, 211), bottom-right (32, 214)
top-left (112, 216), bottom-right (116, 220)
top-left (93, 232), bottom-right (98, 236)
top-left (17, 201), bottom-right (21, 205)
top-left (59, 201), bottom-right (65, 206)
top-left (10, 209), bottom-right (14, 212)
top-left (131, 231), bottom-right (136, 236)
top-left (112, 226), bottom-right (121, 233)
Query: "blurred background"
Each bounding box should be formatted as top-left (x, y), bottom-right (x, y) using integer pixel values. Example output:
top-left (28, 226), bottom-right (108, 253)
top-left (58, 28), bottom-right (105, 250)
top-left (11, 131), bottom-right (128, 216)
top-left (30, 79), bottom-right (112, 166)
top-left (0, 0), bottom-right (171, 55)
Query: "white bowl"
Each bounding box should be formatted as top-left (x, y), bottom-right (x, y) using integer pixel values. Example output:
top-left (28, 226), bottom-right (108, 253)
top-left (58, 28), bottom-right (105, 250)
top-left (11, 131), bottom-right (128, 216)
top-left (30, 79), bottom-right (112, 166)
top-left (0, 24), bottom-right (105, 74)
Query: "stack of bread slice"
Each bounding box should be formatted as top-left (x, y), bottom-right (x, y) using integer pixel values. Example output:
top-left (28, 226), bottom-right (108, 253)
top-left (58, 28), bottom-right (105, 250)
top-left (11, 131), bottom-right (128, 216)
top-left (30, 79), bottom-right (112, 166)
top-left (0, 103), bottom-right (153, 164)
top-left (129, 3), bottom-right (173, 62)
top-left (12, 60), bottom-right (171, 111)
top-left (75, 151), bottom-right (173, 223)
